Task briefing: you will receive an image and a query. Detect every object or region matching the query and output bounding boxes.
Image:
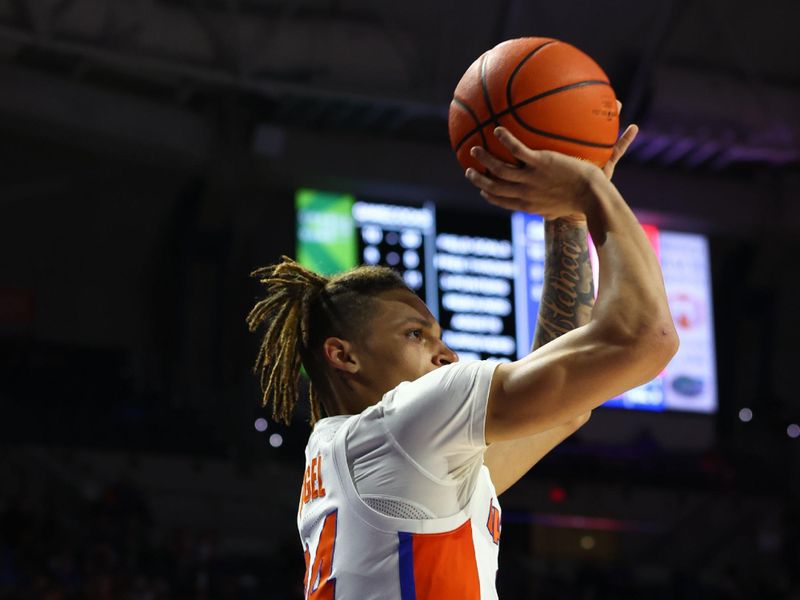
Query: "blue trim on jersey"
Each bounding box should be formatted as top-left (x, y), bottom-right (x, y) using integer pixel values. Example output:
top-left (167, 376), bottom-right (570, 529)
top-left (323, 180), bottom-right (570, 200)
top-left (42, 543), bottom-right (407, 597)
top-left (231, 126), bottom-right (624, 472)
top-left (398, 532), bottom-right (416, 600)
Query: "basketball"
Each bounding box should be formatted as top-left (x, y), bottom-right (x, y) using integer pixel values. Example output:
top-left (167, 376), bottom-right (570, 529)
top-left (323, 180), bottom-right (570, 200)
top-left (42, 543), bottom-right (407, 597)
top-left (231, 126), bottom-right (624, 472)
top-left (449, 37), bottom-right (619, 173)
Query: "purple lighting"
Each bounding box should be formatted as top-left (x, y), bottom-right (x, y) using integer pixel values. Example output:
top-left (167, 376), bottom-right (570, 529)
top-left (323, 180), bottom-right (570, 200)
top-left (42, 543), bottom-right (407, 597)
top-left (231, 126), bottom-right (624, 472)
top-left (502, 511), bottom-right (662, 534)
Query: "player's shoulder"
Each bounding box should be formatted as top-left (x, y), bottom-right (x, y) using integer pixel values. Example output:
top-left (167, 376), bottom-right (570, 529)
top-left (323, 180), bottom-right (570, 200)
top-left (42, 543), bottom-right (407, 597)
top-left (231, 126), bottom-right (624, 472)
top-left (344, 361), bottom-right (497, 435)
top-left (409, 359), bottom-right (497, 390)
top-left (382, 360), bottom-right (496, 408)
top-left (307, 415), bottom-right (351, 447)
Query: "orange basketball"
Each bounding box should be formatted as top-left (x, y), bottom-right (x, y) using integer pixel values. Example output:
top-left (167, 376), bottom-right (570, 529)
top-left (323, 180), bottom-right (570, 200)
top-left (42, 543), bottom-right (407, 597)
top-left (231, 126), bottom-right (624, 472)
top-left (449, 37), bottom-right (619, 173)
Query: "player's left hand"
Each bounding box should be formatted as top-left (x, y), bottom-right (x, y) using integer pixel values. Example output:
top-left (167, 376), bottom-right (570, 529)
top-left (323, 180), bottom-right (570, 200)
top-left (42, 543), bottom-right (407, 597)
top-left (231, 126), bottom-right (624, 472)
top-left (601, 101), bottom-right (638, 181)
top-left (467, 100), bottom-right (638, 223)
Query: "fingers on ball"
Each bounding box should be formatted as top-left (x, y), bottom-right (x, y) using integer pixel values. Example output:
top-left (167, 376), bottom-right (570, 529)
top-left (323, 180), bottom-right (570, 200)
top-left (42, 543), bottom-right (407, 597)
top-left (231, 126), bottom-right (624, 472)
top-left (495, 128), bottom-right (541, 164)
top-left (479, 190), bottom-right (524, 211)
top-left (470, 147), bottom-right (524, 182)
top-left (477, 174), bottom-right (520, 197)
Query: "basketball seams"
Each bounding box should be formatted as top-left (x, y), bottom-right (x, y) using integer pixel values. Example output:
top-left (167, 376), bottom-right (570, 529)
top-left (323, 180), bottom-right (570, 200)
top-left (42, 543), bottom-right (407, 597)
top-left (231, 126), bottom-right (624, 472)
top-left (504, 40), bottom-right (556, 114)
top-left (506, 121), bottom-right (615, 149)
top-left (451, 97), bottom-right (488, 150)
top-left (511, 80), bottom-right (611, 111)
top-left (453, 80), bottom-right (614, 153)
top-left (451, 38), bottom-right (616, 156)
top-left (505, 40), bottom-right (613, 149)
top-left (505, 80), bottom-right (616, 148)
top-left (479, 53), bottom-right (500, 129)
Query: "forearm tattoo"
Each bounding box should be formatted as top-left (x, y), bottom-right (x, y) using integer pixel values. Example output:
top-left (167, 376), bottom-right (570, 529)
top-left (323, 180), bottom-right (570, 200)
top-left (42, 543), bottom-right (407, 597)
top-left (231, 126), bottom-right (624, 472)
top-left (532, 219), bottom-right (595, 350)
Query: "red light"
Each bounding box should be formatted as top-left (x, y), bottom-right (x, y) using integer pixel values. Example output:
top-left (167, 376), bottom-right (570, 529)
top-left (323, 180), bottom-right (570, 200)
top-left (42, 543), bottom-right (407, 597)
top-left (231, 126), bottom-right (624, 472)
top-left (548, 485), bottom-right (567, 503)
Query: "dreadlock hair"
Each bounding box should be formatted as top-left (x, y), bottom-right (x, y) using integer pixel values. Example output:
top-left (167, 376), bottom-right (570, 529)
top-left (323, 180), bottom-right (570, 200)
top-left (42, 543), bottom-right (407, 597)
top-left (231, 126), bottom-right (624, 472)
top-left (246, 255), bottom-right (410, 426)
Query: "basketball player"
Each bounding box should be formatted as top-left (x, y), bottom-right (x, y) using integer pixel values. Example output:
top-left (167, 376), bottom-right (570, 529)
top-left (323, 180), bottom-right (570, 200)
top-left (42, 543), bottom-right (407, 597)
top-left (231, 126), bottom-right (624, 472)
top-left (247, 121), bottom-right (678, 599)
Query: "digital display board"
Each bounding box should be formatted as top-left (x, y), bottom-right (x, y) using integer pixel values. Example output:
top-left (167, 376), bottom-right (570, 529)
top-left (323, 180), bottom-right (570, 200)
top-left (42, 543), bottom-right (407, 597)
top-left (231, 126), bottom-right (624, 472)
top-left (511, 212), bottom-right (546, 357)
top-left (352, 200), bottom-right (438, 316)
top-left (296, 188), bottom-right (717, 415)
top-left (435, 208), bottom-right (517, 362)
top-left (658, 232), bottom-right (717, 414)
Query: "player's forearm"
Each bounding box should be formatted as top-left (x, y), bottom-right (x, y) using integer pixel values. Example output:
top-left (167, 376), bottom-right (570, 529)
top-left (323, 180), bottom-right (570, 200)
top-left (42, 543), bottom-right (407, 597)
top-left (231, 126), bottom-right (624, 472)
top-left (582, 171), bottom-right (675, 349)
top-left (531, 219), bottom-right (595, 351)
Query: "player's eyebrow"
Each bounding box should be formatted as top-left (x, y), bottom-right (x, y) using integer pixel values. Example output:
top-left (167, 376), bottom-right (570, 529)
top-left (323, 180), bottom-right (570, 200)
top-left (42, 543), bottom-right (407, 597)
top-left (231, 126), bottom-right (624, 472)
top-left (399, 316), bottom-right (443, 340)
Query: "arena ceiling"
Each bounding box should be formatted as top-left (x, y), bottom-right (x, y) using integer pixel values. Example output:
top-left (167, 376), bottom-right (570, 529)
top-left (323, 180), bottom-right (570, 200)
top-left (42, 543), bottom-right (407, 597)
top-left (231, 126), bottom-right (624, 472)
top-left (0, 0), bottom-right (798, 172)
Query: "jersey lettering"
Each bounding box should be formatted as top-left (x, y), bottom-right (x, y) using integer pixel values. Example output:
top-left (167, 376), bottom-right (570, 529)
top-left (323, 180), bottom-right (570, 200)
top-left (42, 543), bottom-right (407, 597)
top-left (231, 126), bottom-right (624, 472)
top-left (487, 501), bottom-right (501, 545)
top-left (302, 454), bottom-right (327, 506)
top-left (303, 510), bottom-right (337, 599)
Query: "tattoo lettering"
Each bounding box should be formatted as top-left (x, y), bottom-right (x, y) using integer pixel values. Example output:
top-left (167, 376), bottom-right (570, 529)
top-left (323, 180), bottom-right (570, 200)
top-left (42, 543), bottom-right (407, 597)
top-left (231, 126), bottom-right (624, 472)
top-left (532, 219), bottom-right (595, 350)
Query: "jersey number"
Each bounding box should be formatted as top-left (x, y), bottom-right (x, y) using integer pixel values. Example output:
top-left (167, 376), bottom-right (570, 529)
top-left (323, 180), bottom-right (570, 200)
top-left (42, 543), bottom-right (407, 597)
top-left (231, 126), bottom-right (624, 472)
top-left (303, 510), bottom-right (338, 599)
top-left (487, 502), bottom-right (501, 545)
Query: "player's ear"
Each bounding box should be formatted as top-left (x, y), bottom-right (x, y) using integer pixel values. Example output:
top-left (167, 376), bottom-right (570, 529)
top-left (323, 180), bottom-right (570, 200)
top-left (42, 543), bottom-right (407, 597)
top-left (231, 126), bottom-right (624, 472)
top-left (322, 337), bottom-right (360, 374)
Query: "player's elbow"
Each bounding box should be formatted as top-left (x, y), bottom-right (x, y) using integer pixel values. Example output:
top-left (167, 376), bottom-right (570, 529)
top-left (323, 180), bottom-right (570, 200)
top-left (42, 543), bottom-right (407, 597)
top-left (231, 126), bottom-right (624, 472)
top-left (565, 410), bottom-right (592, 431)
top-left (603, 315), bottom-right (678, 354)
top-left (596, 317), bottom-right (679, 380)
top-left (627, 320), bottom-right (680, 380)
top-left (645, 320), bottom-right (679, 364)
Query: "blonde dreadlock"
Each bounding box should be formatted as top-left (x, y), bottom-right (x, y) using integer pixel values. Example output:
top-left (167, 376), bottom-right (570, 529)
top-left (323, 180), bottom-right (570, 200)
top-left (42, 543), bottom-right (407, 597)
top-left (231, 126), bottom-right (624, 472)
top-left (246, 255), bottom-right (408, 426)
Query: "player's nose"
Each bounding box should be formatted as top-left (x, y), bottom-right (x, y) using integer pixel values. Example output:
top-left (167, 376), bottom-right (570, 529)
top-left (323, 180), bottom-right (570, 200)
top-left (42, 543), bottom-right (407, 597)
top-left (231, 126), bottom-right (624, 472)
top-left (433, 340), bottom-right (458, 366)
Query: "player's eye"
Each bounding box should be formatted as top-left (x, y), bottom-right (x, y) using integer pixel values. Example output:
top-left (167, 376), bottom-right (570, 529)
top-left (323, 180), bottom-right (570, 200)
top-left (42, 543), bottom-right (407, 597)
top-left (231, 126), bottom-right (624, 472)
top-left (406, 329), bottom-right (423, 340)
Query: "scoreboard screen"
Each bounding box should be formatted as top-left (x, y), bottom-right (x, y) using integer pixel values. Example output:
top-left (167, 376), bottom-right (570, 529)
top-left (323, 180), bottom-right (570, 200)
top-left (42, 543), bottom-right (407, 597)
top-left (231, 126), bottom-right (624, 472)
top-left (435, 207), bottom-right (517, 363)
top-left (296, 188), bottom-right (717, 415)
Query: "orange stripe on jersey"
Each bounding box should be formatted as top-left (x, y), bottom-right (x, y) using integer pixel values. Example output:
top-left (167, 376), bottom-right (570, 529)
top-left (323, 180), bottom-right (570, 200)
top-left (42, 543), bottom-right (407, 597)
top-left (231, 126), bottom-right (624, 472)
top-left (398, 519), bottom-right (480, 600)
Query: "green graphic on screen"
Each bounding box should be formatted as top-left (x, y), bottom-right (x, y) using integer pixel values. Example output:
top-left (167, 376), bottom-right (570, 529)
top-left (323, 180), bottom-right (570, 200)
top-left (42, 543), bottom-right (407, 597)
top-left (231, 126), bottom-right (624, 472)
top-left (296, 189), bottom-right (358, 275)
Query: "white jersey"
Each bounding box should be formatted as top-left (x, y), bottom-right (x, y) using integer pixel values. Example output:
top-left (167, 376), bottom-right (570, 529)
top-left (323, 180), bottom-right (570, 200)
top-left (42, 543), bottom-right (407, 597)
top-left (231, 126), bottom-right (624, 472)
top-left (297, 360), bottom-right (502, 600)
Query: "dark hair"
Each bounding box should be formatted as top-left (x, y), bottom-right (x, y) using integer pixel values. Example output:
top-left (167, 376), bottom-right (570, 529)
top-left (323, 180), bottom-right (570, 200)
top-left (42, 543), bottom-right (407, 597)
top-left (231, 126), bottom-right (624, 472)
top-left (246, 256), bottom-right (409, 425)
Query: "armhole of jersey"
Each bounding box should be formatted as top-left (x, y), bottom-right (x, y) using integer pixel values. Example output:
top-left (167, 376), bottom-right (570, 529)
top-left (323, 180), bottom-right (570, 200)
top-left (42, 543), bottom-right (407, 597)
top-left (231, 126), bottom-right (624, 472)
top-left (371, 360), bottom-right (498, 488)
top-left (377, 419), bottom-right (460, 487)
top-left (330, 418), bottom-right (475, 535)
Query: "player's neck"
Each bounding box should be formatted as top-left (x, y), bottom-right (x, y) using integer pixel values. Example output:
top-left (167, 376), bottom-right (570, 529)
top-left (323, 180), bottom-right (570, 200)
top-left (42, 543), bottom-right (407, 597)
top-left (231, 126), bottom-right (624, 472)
top-left (323, 379), bottom-right (380, 417)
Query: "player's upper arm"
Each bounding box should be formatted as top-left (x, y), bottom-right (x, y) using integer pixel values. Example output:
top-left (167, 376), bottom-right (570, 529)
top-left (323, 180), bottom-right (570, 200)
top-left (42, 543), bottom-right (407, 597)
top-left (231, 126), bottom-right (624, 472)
top-left (485, 320), bottom-right (678, 443)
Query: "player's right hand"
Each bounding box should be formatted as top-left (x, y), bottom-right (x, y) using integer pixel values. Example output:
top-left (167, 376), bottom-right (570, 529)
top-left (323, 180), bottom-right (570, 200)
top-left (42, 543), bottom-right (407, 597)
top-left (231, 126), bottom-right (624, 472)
top-left (464, 126), bottom-right (604, 221)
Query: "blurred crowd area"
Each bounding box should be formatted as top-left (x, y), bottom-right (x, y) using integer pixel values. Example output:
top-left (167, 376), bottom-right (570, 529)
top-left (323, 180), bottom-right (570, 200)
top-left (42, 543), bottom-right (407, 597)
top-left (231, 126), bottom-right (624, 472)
top-left (498, 557), bottom-right (800, 600)
top-left (2, 465), bottom-right (799, 600)
top-left (0, 477), bottom-right (303, 600)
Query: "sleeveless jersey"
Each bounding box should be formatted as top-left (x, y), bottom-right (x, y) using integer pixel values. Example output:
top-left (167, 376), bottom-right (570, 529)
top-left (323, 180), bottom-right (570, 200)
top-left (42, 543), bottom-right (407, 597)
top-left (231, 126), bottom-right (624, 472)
top-left (297, 360), bottom-right (502, 599)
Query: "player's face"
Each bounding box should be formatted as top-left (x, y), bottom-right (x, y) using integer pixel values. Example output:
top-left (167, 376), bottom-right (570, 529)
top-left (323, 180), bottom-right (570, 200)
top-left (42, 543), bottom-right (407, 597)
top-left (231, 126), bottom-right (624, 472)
top-left (357, 288), bottom-right (458, 393)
